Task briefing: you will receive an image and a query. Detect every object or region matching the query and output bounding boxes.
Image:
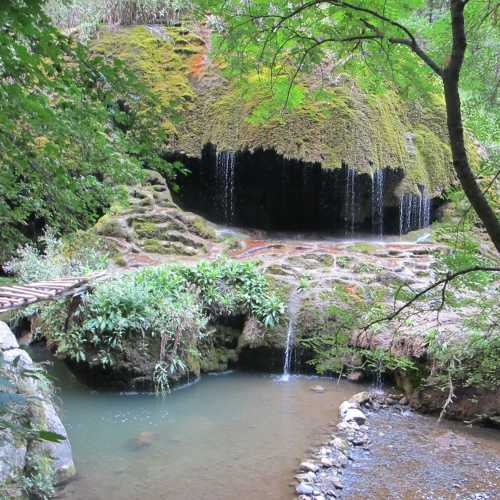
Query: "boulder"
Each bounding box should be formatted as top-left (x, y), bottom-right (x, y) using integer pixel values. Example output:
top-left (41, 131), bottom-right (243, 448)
top-left (344, 408), bottom-right (367, 425)
top-left (39, 402), bottom-right (76, 485)
top-left (349, 391), bottom-right (372, 405)
top-left (339, 400), bottom-right (359, 418)
top-left (3, 348), bottom-right (33, 370)
top-left (311, 385), bottom-right (325, 393)
top-left (0, 322), bottom-right (18, 350)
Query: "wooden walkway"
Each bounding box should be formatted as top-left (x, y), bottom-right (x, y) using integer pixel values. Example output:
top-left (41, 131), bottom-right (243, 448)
top-left (0, 272), bottom-right (107, 314)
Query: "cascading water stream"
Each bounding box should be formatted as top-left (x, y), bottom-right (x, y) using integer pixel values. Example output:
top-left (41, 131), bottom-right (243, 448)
top-left (280, 291), bottom-right (301, 382)
top-left (399, 191), bottom-right (433, 236)
top-left (371, 169), bottom-right (384, 237)
top-left (216, 150), bottom-right (236, 224)
top-left (344, 167), bottom-right (356, 235)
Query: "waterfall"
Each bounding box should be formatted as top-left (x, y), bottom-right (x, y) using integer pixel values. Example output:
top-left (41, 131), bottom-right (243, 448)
top-left (280, 291), bottom-right (301, 382)
top-left (344, 167), bottom-right (356, 234)
top-left (399, 193), bottom-right (412, 235)
top-left (371, 169), bottom-right (384, 237)
top-left (400, 191), bottom-right (432, 235)
top-left (216, 151), bottom-right (236, 224)
top-left (422, 194), bottom-right (431, 227)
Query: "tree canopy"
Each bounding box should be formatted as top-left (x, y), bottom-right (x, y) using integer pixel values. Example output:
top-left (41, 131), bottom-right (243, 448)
top-left (200, 0), bottom-right (500, 249)
top-left (0, 0), bottom-right (180, 261)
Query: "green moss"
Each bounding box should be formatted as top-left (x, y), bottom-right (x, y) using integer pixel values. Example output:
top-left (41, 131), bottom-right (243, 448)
top-left (94, 24), bottom-right (478, 193)
top-left (190, 216), bottom-right (216, 240)
top-left (92, 25), bottom-right (202, 133)
top-left (349, 242), bottom-right (378, 254)
top-left (134, 222), bottom-right (161, 238)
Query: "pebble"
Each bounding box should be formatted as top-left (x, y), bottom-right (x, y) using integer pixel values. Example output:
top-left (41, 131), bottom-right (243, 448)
top-left (296, 482), bottom-right (314, 495)
top-left (311, 385), bottom-right (325, 393)
top-left (300, 461), bottom-right (319, 473)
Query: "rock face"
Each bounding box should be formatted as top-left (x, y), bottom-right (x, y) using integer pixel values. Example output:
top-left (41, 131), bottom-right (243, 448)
top-left (92, 24), bottom-right (477, 198)
top-left (94, 169), bottom-right (218, 266)
top-left (0, 322), bottom-right (75, 496)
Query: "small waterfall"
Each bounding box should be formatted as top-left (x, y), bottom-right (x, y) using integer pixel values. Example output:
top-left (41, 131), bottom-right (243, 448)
top-left (371, 169), bottom-right (384, 237)
top-left (344, 167), bottom-right (356, 234)
top-left (400, 191), bottom-right (432, 235)
top-left (399, 193), bottom-right (412, 235)
top-left (422, 195), bottom-right (431, 227)
top-left (216, 151), bottom-right (236, 224)
top-left (281, 291), bottom-right (301, 382)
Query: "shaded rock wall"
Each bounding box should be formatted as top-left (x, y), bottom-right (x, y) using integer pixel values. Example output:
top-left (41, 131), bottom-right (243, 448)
top-left (172, 145), bottom-right (437, 234)
top-left (0, 322), bottom-right (75, 497)
top-left (92, 24), bottom-right (480, 196)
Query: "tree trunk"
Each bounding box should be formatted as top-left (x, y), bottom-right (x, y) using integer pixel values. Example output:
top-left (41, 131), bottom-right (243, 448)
top-left (444, 1), bottom-right (500, 252)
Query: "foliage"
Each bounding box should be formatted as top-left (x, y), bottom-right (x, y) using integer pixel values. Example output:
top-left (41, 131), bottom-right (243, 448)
top-left (21, 452), bottom-right (56, 500)
top-left (46, 0), bottom-right (194, 41)
top-left (427, 329), bottom-right (500, 391)
top-left (3, 228), bottom-right (108, 283)
top-left (0, 0), bottom-right (182, 262)
top-left (42, 259), bottom-right (284, 388)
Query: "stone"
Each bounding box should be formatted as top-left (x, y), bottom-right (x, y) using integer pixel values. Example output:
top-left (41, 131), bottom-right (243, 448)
top-left (310, 385), bottom-right (325, 393)
top-left (300, 461), bottom-right (319, 473)
top-left (344, 408), bottom-right (367, 425)
top-left (320, 458), bottom-right (334, 467)
top-left (0, 322), bottom-right (18, 350)
top-left (332, 478), bottom-right (343, 490)
top-left (349, 391), bottom-right (372, 405)
top-left (330, 437), bottom-right (348, 452)
top-left (339, 400), bottom-right (359, 418)
top-left (296, 482), bottom-right (314, 495)
top-left (399, 396), bottom-right (409, 405)
top-left (39, 401), bottom-right (76, 485)
top-left (0, 429), bottom-right (26, 482)
top-left (3, 348), bottom-right (33, 370)
top-left (346, 370), bottom-right (365, 382)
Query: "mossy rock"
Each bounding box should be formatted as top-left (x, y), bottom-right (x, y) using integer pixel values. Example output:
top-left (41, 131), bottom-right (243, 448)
top-left (95, 214), bottom-right (130, 239)
top-left (92, 24), bottom-right (473, 195)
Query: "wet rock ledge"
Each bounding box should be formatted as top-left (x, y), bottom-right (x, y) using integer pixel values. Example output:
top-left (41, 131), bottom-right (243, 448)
top-left (0, 322), bottom-right (75, 498)
top-left (294, 390), bottom-right (405, 499)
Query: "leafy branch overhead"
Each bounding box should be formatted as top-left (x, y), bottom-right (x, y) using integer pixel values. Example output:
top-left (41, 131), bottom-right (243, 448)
top-left (0, 0), bottom-right (183, 262)
top-left (203, 0), bottom-right (500, 251)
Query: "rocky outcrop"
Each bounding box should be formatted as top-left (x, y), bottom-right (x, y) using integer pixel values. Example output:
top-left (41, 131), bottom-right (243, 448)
top-left (91, 24), bottom-right (480, 196)
top-left (0, 322), bottom-right (75, 497)
top-left (94, 169), bottom-right (219, 265)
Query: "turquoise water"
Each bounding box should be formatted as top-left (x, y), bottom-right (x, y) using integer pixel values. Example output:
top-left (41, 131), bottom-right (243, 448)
top-left (35, 349), bottom-right (362, 500)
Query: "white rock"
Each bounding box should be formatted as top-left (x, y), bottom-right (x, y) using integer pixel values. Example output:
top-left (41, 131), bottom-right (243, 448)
top-left (3, 348), bottom-right (33, 370)
top-left (339, 400), bottom-right (359, 418)
top-left (310, 385), bottom-right (325, 393)
top-left (296, 482), bottom-right (314, 495)
top-left (0, 322), bottom-right (18, 350)
top-left (300, 461), bottom-right (319, 473)
top-left (344, 408), bottom-right (367, 425)
top-left (39, 401), bottom-right (76, 484)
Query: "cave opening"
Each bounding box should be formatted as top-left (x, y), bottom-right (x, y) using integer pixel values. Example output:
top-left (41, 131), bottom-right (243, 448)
top-left (170, 144), bottom-right (435, 236)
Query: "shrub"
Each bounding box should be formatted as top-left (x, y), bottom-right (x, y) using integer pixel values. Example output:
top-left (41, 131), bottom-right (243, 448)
top-left (44, 259), bottom-right (284, 389)
top-left (3, 229), bottom-right (108, 283)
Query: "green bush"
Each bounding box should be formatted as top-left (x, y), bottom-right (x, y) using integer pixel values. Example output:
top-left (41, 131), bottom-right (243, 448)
top-left (44, 259), bottom-right (284, 389)
top-left (3, 229), bottom-right (108, 284)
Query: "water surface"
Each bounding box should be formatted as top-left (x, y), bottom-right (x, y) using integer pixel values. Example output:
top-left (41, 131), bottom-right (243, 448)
top-left (36, 351), bottom-right (360, 500)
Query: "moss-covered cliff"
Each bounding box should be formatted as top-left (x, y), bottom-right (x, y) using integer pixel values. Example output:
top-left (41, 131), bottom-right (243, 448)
top-left (93, 24), bottom-right (479, 196)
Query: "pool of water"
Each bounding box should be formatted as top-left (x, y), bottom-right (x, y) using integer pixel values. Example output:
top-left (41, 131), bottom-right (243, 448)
top-left (33, 348), bottom-right (362, 500)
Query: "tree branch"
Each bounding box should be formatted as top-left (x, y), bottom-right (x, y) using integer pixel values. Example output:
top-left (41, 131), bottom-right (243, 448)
top-left (363, 266), bottom-right (500, 330)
